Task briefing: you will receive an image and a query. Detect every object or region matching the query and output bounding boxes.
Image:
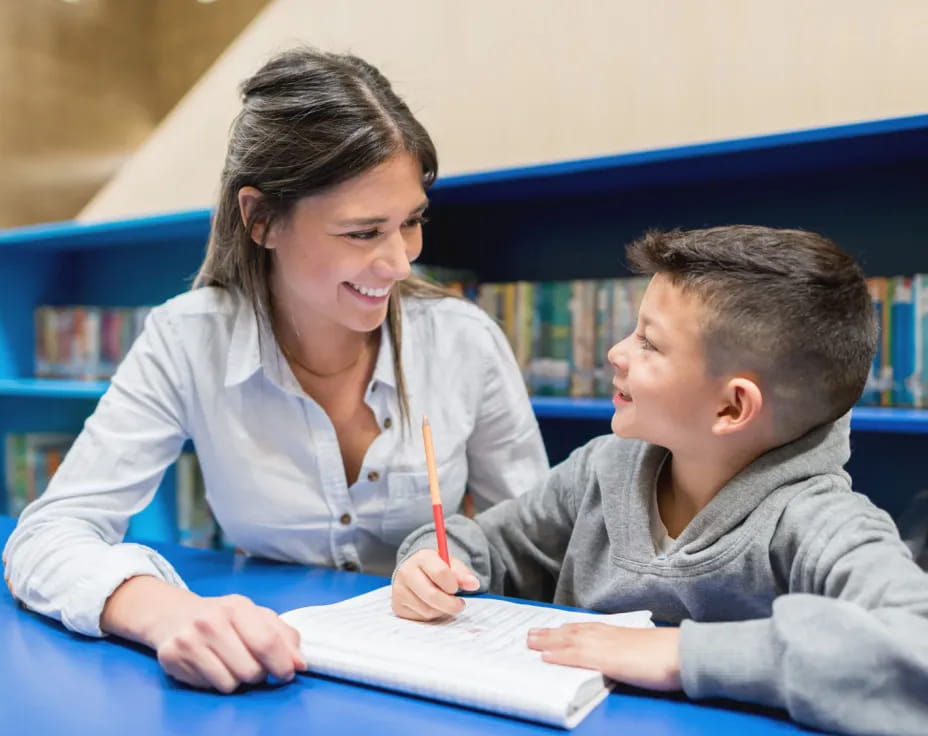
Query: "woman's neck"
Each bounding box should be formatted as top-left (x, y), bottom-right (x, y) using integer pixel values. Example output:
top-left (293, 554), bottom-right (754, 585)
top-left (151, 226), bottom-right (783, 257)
top-left (271, 297), bottom-right (377, 378)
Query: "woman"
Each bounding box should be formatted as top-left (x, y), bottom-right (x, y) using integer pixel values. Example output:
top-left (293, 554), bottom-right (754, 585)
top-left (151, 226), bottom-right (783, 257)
top-left (3, 48), bottom-right (548, 692)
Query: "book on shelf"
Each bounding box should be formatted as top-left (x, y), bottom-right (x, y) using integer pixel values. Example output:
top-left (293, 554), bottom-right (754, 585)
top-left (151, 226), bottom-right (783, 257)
top-left (175, 451), bottom-right (220, 549)
top-left (34, 305), bottom-right (151, 381)
top-left (280, 585), bottom-right (653, 729)
top-left (3, 432), bottom-right (76, 517)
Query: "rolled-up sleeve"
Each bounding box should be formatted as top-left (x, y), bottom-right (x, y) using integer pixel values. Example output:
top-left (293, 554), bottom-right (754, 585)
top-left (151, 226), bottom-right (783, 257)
top-left (2, 307), bottom-right (190, 636)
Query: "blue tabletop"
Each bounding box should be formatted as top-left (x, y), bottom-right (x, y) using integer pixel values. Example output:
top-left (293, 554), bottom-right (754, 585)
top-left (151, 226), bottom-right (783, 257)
top-left (0, 517), bottom-right (816, 735)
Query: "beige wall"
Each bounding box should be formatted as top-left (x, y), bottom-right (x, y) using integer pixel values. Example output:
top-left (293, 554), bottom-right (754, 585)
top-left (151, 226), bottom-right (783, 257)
top-left (11, 0), bottom-right (928, 225)
top-left (0, 0), bottom-right (268, 228)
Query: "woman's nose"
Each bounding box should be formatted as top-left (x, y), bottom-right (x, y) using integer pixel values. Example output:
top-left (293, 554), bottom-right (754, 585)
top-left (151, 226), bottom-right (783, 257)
top-left (374, 230), bottom-right (412, 280)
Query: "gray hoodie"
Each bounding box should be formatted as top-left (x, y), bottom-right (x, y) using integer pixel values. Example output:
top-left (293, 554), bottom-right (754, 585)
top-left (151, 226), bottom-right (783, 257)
top-left (398, 416), bottom-right (928, 735)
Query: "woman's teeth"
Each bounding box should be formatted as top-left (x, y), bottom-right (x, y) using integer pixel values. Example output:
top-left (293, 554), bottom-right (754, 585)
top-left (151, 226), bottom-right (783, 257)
top-left (348, 282), bottom-right (390, 297)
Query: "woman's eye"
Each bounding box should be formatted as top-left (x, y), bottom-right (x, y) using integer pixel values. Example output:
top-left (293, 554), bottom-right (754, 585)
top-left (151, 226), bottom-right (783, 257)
top-left (637, 334), bottom-right (655, 351)
top-left (403, 215), bottom-right (429, 228)
top-left (346, 229), bottom-right (381, 241)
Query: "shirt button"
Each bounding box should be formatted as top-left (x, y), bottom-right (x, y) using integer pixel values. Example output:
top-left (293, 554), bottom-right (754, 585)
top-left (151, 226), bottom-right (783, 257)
top-left (339, 513), bottom-right (352, 526)
top-left (342, 561), bottom-right (358, 572)
top-left (383, 417), bottom-right (392, 429)
top-left (367, 470), bottom-right (380, 482)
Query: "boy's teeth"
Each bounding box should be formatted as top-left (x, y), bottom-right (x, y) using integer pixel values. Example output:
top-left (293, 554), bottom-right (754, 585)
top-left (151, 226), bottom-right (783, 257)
top-left (349, 282), bottom-right (390, 297)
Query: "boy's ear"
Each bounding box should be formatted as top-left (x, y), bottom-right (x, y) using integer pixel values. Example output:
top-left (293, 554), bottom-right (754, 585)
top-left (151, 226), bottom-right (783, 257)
top-left (712, 376), bottom-right (763, 436)
top-left (237, 186), bottom-right (271, 246)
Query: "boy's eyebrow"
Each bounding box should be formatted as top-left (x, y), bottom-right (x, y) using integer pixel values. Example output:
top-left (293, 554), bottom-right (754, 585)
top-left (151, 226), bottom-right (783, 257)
top-left (335, 200), bottom-right (429, 227)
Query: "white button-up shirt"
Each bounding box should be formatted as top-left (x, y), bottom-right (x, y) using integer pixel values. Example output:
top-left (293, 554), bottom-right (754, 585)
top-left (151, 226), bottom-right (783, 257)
top-left (3, 287), bottom-right (548, 636)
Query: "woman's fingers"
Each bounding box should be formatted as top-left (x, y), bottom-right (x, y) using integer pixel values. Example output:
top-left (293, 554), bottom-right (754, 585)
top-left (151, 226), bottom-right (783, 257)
top-left (156, 594), bottom-right (304, 692)
top-left (158, 630), bottom-right (239, 693)
top-left (230, 605), bottom-right (301, 682)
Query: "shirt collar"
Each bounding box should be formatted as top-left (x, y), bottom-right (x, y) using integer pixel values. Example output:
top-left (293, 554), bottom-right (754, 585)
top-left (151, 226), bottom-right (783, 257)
top-left (224, 290), bottom-right (413, 392)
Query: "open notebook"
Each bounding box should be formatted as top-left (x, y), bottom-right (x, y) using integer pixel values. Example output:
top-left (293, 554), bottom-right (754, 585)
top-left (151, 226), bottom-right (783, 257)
top-left (280, 586), bottom-right (653, 729)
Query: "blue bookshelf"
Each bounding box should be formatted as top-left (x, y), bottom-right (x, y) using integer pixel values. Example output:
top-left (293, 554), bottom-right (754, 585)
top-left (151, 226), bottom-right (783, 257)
top-left (2, 112), bottom-right (927, 535)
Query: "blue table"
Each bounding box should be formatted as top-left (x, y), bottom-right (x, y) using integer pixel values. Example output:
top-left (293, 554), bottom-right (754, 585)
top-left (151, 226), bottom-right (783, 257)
top-left (0, 517), bottom-right (817, 735)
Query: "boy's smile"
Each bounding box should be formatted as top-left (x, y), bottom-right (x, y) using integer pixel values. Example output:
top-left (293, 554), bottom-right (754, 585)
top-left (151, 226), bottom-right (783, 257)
top-left (607, 274), bottom-right (720, 453)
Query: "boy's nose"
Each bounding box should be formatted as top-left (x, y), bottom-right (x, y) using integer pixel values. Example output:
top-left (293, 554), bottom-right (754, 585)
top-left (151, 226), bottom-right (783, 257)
top-left (607, 336), bottom-right (630, 371)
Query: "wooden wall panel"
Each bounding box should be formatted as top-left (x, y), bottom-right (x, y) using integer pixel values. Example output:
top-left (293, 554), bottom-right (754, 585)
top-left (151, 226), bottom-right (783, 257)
top-left (0, 0), bottom-right (268, 228)
top-left (78, 0), bottom-right (928, 224)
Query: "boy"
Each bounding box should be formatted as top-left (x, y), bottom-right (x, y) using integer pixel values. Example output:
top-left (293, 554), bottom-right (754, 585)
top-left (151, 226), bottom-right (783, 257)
top-left (392, 226), bottom-right (928, 736)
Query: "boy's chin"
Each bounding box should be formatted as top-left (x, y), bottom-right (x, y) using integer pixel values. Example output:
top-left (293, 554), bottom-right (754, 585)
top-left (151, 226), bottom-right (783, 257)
top-left (610, 417), bottom-right (641, 440)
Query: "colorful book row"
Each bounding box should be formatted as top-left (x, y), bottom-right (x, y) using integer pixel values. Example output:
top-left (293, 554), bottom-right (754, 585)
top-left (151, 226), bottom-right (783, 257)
top-left (863, 275), bottom-right (928, 408)
top-left (2, 433), bottom-right (223, 550)
top-left (3, 432), bottom-right (75, 517)
top-left (34, 305), bottom-right (151, 380)
top-left (476, 278), bottom-right (651, 397)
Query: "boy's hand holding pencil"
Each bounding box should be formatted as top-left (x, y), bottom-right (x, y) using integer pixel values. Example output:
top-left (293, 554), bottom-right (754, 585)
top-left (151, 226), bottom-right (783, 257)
top-left (392, 549), bottom-right (480, 620)
top-left (390, 416), bottom-right (480, 621)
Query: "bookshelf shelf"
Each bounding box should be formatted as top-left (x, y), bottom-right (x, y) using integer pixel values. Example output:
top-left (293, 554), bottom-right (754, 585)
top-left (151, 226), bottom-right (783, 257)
top-left (0, 208), bottom-right (213, 253)
top-left (0, 378), bottom-right (110, 399)
top-left (428, 113), bottom-right (928, 205)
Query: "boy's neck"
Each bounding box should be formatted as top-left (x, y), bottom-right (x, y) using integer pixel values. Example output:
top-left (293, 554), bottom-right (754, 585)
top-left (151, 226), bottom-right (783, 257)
top-left (657, 441), bottom-right (767, 538)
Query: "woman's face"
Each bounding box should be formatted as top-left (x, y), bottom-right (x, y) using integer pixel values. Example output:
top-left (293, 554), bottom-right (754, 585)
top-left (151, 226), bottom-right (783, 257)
top-left (261, 151), bottom-right (428, 336)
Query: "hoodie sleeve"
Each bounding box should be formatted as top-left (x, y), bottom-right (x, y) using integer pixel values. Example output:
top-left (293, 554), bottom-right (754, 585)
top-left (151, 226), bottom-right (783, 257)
top-left (398, 439), bottom-right (594, 600)
top-left (679, 488), bottom-right (928, 736)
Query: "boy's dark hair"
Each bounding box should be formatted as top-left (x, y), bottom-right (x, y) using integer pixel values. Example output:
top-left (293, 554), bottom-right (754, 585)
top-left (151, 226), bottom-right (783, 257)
top-left (626, 225), bottom-right (878, 438)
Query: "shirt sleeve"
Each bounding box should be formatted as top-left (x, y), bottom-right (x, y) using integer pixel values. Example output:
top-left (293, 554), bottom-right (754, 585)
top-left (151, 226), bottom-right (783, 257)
top-left (463, 314), bottom-right (549, 511)
top-left (399, 441), bottom-right (586, 602)
top-left (679, 489), bottom-right (928, 736)
top-left (2, 306), bottom-right (190, 637)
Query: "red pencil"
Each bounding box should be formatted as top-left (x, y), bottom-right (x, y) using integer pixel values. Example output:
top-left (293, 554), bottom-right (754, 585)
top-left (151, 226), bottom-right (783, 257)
top-left (421, 415), bottom-right (450, 565)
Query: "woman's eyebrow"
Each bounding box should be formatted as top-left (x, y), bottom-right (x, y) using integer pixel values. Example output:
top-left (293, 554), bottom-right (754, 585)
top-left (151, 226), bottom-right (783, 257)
top-left (335, 200), bottom-right (429, 228)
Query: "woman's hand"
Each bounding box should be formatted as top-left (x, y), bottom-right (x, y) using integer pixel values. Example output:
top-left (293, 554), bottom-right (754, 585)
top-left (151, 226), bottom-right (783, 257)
top-left (527, 624), bottom-right (682, 692)
top-left (391, 549), bottom-right (480, 621)
top-left (101, 576), bottom-right (305, 693)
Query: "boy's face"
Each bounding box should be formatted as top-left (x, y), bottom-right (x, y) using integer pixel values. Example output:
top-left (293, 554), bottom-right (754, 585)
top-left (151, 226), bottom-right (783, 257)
top-left (607, 274), bottom-right (723, 451)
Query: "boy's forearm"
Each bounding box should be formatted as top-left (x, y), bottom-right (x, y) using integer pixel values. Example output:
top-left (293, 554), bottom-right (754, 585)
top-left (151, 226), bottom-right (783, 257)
top-left (100, 575), bottom-right (201, 650)
top-left (679, 599), bottom-right (928, 736)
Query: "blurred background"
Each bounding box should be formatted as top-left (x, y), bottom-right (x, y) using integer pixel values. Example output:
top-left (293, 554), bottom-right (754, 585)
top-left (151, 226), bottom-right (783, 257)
top-left (1, 0), bottom-right (926, 228)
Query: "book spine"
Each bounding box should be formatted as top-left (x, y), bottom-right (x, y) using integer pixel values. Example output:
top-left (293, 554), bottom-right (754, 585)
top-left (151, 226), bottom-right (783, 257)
top-left (916, 274), bottom-right (928, 408)
top-left (891, 276), bottom-right (915, 406)
top-left (881, 278), bottom-right (895, 406)
top-left (861, 277), bottom-right (885, 406)
top-left (594, 279), bottom-right (613, 396)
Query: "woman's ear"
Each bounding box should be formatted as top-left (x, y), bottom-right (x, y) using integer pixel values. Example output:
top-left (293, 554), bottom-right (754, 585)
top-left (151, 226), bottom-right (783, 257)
top-left (712, 375), bottom-right (763, 436)
top-left (237, 186), bottom-right (270, 246)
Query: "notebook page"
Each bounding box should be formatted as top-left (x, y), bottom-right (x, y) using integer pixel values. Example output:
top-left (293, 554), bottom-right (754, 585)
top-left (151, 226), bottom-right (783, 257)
top-left (281, 586), bottom-right (652, 728)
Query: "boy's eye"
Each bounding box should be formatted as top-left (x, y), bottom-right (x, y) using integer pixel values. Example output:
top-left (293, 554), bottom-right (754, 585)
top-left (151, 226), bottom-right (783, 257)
top-left (636, 334), bottom-right (655, 351)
